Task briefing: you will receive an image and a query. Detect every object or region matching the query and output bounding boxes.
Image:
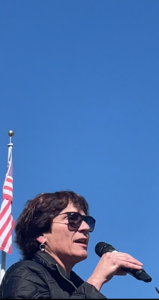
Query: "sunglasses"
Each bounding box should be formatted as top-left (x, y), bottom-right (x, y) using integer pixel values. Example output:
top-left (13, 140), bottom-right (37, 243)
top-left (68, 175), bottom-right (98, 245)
top-left (55, 212), bottom-right (96, 232)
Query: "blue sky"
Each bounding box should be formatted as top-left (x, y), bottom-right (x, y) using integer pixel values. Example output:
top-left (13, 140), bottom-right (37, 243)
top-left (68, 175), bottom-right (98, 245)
top-left (0, 0), bottom-right (159, 298)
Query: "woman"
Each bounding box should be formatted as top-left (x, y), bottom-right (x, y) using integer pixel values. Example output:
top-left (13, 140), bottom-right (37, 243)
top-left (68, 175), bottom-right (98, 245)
top-left (0, 191), bottom-right (143, 298)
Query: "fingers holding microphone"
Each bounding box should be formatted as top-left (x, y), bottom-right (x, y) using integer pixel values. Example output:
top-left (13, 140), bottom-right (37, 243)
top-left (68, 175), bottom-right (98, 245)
top-left (95, 242), bottom-right (152, 283)
top-left (87, 242), bottom-right (151, 292)
top-left (87, 250), bottom-right (143, 291)
top-left (103, 251), bottom-right (143, 276)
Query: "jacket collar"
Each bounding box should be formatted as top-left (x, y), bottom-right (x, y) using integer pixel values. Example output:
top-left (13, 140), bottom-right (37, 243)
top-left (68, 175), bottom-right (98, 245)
top-left (33, 251), bottom-right (84, 287)
top-left (33, 251), bottom-right (71, 280)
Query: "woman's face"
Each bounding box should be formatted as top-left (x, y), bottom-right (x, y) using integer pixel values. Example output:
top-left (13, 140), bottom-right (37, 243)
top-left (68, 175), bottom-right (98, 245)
top-left (38, 202), bottom-right (90, 272)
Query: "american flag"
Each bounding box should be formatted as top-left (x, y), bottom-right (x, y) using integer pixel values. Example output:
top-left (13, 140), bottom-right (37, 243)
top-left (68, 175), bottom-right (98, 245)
top-left (0, 148), bottom-right (14, 254)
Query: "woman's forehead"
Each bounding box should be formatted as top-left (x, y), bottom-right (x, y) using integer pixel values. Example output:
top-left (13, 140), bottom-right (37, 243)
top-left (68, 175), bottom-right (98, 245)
top-left (60, 202), bottom-right (85, 215)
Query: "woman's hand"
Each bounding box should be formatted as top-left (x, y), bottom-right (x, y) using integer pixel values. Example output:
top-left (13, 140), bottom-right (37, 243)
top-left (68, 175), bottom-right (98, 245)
top-left (87, 251), bottom-right (143, 291)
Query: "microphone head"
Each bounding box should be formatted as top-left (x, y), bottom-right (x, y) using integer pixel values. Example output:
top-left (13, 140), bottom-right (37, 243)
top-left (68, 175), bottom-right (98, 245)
top-left (95, 242), bottom-right (115, 257)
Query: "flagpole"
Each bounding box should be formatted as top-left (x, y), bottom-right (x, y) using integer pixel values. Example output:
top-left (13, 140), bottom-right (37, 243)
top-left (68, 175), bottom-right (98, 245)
top-left (0, 130), bottom-right (14, 284)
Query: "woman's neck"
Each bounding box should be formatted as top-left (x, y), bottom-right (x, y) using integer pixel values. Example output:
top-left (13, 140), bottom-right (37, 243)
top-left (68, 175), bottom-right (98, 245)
top-left (45, 249), bottom-right (73, 276)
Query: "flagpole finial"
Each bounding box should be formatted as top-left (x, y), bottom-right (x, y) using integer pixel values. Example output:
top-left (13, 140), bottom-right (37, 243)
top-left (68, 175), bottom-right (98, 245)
top-left (8, 130), bottom-right (14, 137)
top-left (8, 130), bottom-right (14, 145)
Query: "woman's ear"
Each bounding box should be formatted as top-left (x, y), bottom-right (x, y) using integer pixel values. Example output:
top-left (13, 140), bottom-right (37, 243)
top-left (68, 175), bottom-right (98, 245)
top-left (36, 235), bottom-right (46, 244)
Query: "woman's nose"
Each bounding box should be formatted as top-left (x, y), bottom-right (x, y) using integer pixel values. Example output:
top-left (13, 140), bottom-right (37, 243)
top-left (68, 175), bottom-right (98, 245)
top-left (78, 220), bottom-right (90, 232)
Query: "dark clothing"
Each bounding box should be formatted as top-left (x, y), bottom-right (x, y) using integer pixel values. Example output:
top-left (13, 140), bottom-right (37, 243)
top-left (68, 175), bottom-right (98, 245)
top-left (0, 251), bottom-right (107, 299)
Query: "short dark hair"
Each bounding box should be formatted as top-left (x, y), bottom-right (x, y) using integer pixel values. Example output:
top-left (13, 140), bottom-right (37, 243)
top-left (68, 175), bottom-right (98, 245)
top-left (15, 191), bottom-right (89, 259)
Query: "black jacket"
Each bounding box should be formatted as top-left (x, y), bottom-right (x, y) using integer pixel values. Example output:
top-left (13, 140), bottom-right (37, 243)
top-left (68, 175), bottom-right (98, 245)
top-left (0, 251), bottom-right (107, 299)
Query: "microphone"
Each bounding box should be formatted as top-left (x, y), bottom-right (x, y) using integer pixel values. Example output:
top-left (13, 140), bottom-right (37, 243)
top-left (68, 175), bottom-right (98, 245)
top-left (95, 242), bottom-right (152, 283)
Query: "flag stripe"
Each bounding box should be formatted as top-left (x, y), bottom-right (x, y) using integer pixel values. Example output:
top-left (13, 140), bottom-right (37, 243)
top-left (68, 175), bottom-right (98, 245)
top-left (3, 194), bottom-right (12, 202)
top-left (0, 202), bottom-right (12, 235)
top-left (0, 218), bottom-right (12, 252)
top-left (3, 189), bottom-right (13, 197)
top-left (6, 176), bottom-right (12, 181)
top-left (0, 216), bottom-right (12, 246)
top-left (3, 235), bottom-right (12, 254)
top-left (3, 181), bottom-right (13, 189)
top-left (0, 152), bottom-right (13, 254)
top-left (0, 201), bottom-right (11, 225)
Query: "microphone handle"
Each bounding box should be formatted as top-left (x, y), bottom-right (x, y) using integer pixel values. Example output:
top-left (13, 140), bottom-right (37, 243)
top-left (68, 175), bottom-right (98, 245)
top-left (101, 247), bottom-right (152, 283)
top-left (121, 267), bottom-right (152, 282)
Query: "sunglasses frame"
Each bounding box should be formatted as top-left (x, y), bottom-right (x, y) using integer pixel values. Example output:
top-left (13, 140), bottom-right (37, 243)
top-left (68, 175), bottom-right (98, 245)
top-left (56, 211), bottom-right (96, 232)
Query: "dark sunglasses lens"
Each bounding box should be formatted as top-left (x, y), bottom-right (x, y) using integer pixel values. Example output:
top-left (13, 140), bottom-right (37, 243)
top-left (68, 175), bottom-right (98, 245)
top-left (83, 216), bottom-right (96, 232)
top-left (68, 213), bottom-right (96, 232)
top-left (68, 213), bottom-right (81, 228)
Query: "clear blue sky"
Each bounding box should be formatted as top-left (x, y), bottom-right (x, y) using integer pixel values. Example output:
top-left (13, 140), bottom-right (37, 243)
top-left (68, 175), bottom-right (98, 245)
top-left (0, 1), bottom-right (159, 298)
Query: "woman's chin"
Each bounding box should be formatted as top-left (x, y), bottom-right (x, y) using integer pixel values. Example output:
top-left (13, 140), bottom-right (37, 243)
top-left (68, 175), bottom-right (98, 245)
top-left (73, 250), bottom-right (88, 263)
